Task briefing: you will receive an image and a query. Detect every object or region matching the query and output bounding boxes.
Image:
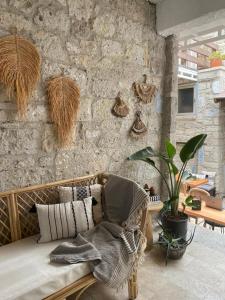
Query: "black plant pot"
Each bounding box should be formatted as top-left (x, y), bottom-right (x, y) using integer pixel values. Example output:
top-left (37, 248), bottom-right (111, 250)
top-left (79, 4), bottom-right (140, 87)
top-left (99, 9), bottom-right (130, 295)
top-left (161, 212), bottom-right (188, 240)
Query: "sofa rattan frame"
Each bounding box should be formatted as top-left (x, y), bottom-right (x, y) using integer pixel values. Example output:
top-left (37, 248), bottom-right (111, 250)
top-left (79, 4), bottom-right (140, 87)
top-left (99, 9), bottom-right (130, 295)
top-left (0, 173), bottom-right (147, 300)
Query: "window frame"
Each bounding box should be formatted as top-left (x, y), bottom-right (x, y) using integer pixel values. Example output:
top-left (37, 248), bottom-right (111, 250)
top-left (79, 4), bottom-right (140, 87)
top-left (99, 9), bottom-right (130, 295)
top-left (177, 83), bottom-right (196, 116)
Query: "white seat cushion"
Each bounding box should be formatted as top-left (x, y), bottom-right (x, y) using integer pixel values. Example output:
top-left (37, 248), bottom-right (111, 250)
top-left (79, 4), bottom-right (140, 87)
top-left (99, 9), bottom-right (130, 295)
top-left (0, 235), bottom-right (91, 300)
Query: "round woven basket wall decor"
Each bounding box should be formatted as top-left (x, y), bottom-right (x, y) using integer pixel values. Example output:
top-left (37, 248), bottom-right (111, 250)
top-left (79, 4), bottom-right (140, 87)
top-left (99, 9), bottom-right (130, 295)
top-left (130, 111), bottom-right (147, 138)
top-left (133, 74), bottom-right (157, 104)
top-left (112, 92), bottom-right (129, 117)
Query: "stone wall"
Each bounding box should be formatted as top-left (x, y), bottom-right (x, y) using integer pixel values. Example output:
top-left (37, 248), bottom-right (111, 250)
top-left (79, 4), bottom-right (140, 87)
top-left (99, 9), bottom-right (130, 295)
top-left (176, 67), bottom-right (225, 193)
top-left (0, 0), bottom-right (167, 192)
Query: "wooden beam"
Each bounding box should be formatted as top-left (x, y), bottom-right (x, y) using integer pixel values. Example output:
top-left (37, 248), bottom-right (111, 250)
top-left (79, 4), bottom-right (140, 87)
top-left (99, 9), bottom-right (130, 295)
top-left (44, 275), bottom-right (96, 300)
top-left (180, 36), bottom-right (224, 50)
top-left (7, 194), bottom-right (21, 241)
top-left (205, 42), bottom-right (219, 50)
top-left (179, 26), bottom-right (225, 48)
top-left (178, 51), bottom-right (210, 68)
top-left (0, 173), bottom-right (103, 196)
top-left (191, 46), bottom-right (211, 57)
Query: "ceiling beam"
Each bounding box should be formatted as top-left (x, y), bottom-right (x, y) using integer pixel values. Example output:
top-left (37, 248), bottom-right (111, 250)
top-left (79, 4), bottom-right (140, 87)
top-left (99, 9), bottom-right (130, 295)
top-left (179, 31), bottom-right (225, 50)
top-left (205, 42), bottom-right (219, 50)
top-left (190, 46), bottom-right (211, 56)
top-left (179, 51), bottom-right (210, 68)
top-left (180, 25), bottom-right (225, 42)
top-left (156, 0), bottom-right (225, 37)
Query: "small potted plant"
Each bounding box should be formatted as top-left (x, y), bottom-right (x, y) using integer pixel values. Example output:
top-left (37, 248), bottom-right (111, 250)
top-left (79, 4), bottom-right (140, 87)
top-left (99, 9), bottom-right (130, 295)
top-left (157, 226), bottom-right (196, 264)
top-left (128, 134), bottom-right (207, 243)
top-left (209, 51), bottom-right (225, 68)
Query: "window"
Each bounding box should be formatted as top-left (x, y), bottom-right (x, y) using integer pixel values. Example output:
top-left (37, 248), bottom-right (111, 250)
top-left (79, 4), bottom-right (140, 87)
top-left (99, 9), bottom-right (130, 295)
top-left (178, 87), bottom-right (194, 113)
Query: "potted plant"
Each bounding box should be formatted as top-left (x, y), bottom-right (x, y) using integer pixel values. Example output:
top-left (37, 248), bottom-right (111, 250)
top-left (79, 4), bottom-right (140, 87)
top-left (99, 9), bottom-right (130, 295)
top-left (128, 134), bottom-right (207, 240)
top-left (157, 226), bottom-right (196, 264)
top-left (209, 51), bottom-right (225, 68)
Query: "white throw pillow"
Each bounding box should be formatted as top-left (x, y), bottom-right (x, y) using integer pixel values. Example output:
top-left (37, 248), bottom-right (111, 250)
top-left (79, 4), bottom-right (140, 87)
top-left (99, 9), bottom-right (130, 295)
top-left (59, 184), bottom-right (103, 224)
top-left (36, 197), bottom-right (94, 243)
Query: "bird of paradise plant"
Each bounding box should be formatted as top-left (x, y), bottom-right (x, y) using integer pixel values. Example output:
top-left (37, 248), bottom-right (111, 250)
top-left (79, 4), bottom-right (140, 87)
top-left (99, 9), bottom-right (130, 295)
top-left (128, 134), bottom-right (207, 217)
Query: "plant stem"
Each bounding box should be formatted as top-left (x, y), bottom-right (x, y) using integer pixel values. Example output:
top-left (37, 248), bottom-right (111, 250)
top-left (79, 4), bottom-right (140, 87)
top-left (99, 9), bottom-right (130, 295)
top-left (153, 164), bottom-right (172, 199)
top-left (165, 160), bottom-right (174, 196)
top-left (175, 162), bottom-right (186, 196)
top-left (171, 161), bottom-right (188, 215)
top-left (177, 162), bottom-right (187, 194)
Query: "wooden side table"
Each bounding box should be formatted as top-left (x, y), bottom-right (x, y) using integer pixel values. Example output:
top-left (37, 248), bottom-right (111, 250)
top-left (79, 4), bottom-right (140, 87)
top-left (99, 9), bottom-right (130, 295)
top-left (146, 202), bottom-right (163, 250)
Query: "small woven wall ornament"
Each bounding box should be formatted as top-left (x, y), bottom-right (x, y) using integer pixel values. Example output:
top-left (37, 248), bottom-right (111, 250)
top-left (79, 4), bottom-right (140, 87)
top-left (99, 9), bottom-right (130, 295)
top-left (130, 111), bottom-right (147, 138)
top-left (133, 74), bottom-right (157, 104)
top-left (0, 29), bottom-right (41, 118)
top-left (47, 75), bottom-right (80, 147)
top-left (112, 92), bottom-right (129, 117)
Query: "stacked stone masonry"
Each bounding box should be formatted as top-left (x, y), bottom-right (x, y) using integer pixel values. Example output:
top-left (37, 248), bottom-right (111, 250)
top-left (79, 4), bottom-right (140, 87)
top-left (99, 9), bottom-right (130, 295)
top-left (176, 67), bottom-right (225, 194)
top-left (0, 0), bottom-right (169, 192)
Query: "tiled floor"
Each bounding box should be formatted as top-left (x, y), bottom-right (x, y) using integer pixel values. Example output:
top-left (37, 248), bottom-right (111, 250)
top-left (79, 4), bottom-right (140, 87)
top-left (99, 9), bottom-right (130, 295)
top-left (71, 224), bottom-right (225, 300)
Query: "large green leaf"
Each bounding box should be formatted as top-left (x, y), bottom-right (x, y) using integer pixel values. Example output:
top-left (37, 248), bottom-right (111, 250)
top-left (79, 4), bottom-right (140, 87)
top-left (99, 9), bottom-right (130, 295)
top-left (128, 147), bottom-right (178, 180)
top-left (165, 140), bottom-right (176, 159)
top-left (139, 157), bottom-right (156, 167)
top-left (184, 195), bottom-right (199, 209)
top-left (185, 195), bottom-right (193, 206)
top-left (180, 134), bottom-right (207, 163)
top-left (128, 147), bottom-right (157, 161)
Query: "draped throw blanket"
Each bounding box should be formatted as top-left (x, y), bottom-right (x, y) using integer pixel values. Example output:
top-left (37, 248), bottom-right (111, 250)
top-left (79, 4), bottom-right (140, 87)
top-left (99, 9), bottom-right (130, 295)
top-left (50, 174), bottom-right (148, 288)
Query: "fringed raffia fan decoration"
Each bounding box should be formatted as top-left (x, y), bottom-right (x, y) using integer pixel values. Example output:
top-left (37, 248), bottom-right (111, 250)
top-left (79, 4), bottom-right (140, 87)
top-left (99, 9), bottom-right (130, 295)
top-left (0, 33), bottom-right (40, 118)
top-left (112, 92), bottom-right (129, 117)
top-left (130, 111), bottom-right (147, 138)
top-left (133, 74), bottom-right (157, 104)
top-left (47, 75), bottom-right (80, 147)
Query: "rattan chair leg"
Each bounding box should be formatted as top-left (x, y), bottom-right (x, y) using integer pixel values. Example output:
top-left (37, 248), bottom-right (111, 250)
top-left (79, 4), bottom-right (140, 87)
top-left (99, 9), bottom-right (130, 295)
top-left (128, 271), bottom-right (138, 300)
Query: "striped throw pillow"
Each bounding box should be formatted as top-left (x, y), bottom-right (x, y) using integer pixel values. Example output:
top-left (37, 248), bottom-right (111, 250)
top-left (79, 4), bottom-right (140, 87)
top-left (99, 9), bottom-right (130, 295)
top-left (36, 197), bottom-right (94, 243)
top-left (59, 184), bottom-right (103, 224)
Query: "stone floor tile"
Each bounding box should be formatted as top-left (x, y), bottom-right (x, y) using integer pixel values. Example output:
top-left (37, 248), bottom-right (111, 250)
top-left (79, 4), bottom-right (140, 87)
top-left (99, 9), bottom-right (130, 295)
top-left (69, 224), bottom-right (225, 300)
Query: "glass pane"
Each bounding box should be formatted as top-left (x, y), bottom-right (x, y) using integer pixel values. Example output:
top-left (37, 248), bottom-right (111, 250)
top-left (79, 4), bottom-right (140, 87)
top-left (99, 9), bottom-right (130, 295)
top-left (178, 88), bottom-right (194, 113)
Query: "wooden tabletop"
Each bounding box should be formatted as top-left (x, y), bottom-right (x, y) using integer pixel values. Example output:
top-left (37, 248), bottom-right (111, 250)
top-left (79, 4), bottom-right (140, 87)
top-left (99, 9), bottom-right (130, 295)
top-left (185, 178), bottom-right (208, 188)
top-left (179, 194), bottom-right (225, 226)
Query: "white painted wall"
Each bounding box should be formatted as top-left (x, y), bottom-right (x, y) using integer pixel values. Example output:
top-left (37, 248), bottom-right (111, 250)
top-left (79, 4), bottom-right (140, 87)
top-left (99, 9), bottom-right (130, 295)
top-left (157, 0), bottom-right (225, 36)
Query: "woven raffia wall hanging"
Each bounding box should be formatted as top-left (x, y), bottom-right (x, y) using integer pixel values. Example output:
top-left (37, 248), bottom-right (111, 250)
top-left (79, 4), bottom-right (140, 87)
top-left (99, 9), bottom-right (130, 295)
top-left (133, 74), bottom-right (157, 104)
top-left (130, 111), bottom-right (147, 138)
top-left (47, 75), bottom-right (80, 148)
top-left (112, 92), bottom-right (129, 117)
top-left (0, 32), bottom-right (40, 118)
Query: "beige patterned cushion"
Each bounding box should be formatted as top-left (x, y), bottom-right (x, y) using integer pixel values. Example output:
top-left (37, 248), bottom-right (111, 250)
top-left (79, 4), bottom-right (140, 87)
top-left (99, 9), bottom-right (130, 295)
top-left (59, 184), bottom-right (103, 224)
top-left (36, 197), bottom-right (94, 243)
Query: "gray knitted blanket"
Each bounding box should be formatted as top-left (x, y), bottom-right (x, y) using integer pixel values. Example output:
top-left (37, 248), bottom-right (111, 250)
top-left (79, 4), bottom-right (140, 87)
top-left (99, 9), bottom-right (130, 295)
top-left (50, 174), bottom-right (148, 288)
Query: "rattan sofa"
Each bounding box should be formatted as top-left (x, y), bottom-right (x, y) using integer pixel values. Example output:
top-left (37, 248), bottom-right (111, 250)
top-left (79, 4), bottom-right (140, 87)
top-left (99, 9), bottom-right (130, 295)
top-left (0, 173), bottom-right (147, 300)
